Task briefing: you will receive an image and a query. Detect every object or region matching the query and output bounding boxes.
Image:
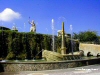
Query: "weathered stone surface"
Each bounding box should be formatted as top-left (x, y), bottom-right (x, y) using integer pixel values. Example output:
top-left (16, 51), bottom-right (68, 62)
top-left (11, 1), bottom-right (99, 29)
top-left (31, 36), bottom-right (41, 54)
top-left (1, 58), bottom-right (100, 72)
top-left (68, 50), bottom-right (84, 57)
top-left (63, 55), bottom-right (81, 60)
top-left (79, 43), bottom-right (100, 56)
top-left (42, 50), bottom-right (63, 61)
top-left (1, 62), bottom-right (79, 72)
top-left (42, 50), bottom-right (82, 61)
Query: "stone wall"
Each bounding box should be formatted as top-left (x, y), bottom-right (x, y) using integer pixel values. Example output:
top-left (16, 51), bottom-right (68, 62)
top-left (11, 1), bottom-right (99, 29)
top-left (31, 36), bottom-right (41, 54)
top-left (79, 43), bottom-right (100, 56)
top-left (0, 61), bottom-right (80, 72)
top-left (0, 58), bottom-right (100, 72)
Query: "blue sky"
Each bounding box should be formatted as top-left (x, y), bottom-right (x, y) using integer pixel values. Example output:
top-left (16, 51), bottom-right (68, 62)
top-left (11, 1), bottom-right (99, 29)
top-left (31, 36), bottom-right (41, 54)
top-left (0, 0), bottom-right (100, 35)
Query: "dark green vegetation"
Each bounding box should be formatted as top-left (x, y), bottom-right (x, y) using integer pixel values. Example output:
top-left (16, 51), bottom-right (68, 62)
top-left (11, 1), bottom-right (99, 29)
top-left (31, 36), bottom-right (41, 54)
top-left (73, 31), bottom-right (100, 44)
top-left (0, 26), bottom-right (10, 30)
top-left (1, 30), bottom-right (99, 60)
top-left (0, 30), bottom-right (79, 60)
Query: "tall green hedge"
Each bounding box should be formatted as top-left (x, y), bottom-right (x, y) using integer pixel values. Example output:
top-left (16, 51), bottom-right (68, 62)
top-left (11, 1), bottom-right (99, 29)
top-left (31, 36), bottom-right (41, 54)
top-left (0, 30), bottom-right (79, 60)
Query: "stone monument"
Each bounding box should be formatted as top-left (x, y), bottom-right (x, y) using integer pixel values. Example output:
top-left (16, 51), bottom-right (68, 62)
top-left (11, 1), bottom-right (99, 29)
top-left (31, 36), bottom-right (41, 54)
top-left (42, 50), bottom-right (63, 61)
top-left (28, 20), bottom-right (36, 32)
top-left (60, 22), bottom-right (67, 55)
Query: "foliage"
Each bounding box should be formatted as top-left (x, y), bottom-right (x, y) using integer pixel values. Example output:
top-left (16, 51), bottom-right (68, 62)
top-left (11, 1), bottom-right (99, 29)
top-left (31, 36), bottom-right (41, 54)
top-left (73, 31), bottom-right (99, 44)
top-left (43, 34), bottom-right (52, 50)
top-left (57, 36), bottom-right (62, 53)
top-left (0, 30), bottom-right (9, 58)
top-left (0, 30), bottom-right (79, 60)
top-left (17, 53), bottom-right (27, 60)
top-left (6, 52), bottom-right (15, 60)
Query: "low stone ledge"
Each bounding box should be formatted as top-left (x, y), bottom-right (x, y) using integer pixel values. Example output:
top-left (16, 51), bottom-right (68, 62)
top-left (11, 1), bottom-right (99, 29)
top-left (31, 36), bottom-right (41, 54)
top-left (0, 57), bottom-right (100, 72)
top-left (0, 61), bottom-right (79, 72)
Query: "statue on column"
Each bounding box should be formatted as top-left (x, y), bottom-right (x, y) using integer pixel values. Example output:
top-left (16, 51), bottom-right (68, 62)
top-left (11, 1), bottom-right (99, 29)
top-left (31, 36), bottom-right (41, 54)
top-left (28, 18), bottom-right (36, 32)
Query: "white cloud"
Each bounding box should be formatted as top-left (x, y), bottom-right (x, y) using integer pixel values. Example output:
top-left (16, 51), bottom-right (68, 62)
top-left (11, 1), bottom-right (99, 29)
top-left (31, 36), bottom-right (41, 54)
top-left (0, 8), bottom-right (21, 22)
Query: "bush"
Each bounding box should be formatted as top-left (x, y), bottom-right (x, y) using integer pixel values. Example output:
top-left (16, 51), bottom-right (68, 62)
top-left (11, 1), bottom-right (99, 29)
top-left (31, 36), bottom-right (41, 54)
top-left (0, 30), bottom-right (80, 60)
top-left (6, 52), bottom-right (15, 60)
top-left (17, 53), bottom-right (27, 60)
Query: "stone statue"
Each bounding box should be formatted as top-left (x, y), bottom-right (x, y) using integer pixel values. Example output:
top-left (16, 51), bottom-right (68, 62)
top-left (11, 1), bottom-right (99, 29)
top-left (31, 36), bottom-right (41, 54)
top-left (28, 20), bottom-right (36, 32)
top-left (12, 24), bottom-right (18, 31)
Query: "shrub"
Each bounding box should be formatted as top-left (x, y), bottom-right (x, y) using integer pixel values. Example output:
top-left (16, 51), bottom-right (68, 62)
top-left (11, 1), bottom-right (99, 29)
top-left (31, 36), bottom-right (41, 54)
top-left (6, 52), bottom-right (15, 60)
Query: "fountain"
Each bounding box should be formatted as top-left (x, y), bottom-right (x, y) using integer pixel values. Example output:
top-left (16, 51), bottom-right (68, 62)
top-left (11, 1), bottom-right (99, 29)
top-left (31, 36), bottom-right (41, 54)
top-left (24, 23), bottom-right (26, 32)
top-left (70, 25), bottom-right (73, 55)
top-left (0, 20), bottom-right (100, 72)
top-left (42, 22), bottom-right (85, 61)
top-left (42, 22), bottom-right (67, 61)
top-left (51, 19), bottom-right (55, 52)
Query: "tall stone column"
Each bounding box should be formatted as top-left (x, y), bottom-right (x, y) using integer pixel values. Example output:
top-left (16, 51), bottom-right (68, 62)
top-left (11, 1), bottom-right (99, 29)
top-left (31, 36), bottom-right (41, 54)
top-left (61, 22), bottom-right (66, 55)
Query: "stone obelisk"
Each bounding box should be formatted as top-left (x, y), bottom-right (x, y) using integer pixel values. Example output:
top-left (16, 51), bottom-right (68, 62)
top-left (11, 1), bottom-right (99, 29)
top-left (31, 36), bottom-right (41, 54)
top-left (61, 22), bottom-right (66, 55)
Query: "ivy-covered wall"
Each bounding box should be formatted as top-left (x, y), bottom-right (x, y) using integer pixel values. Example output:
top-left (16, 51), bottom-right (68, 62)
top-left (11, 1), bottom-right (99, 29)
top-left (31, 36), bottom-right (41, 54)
top-left (0, 30), bottom-right (79, 60)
